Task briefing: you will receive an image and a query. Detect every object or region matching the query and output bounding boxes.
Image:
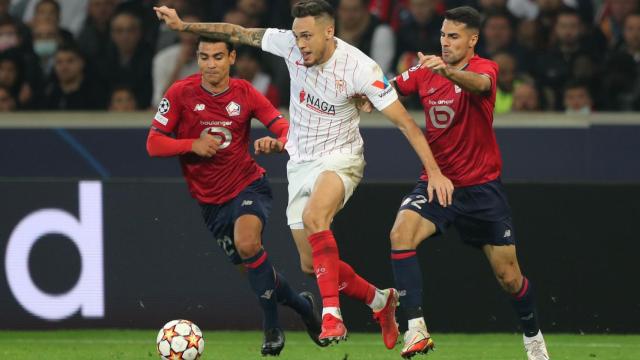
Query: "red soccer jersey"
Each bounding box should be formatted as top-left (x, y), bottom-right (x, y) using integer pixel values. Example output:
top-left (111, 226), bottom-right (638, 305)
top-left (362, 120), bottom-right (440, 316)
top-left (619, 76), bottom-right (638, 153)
top-left (395, 55), bottom-right (502, 187)
top-left (151, 75), bottom-right (285, 204)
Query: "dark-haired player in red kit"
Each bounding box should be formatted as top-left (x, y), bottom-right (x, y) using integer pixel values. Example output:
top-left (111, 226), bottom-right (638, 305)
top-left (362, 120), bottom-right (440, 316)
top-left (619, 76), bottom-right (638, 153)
top-left (146, 36), bottom-right (323, 356)
top-left (385, 6), bottom-right (550, 360)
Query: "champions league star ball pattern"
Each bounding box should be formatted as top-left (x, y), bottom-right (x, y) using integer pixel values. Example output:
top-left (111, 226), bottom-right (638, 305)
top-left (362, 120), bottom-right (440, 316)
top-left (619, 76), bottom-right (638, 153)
top-left (156, 319), bottom-right (205, 360)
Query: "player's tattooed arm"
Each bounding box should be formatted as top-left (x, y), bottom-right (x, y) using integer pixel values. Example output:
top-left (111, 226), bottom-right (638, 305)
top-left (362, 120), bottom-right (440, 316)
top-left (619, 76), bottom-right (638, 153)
top-left (183, 23), bottom-right (266, 47)
top-left (154, 5), bottom-right (265, 47)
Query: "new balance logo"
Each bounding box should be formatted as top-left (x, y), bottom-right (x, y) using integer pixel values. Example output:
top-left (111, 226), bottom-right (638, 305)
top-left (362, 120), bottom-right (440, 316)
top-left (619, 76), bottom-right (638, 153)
top-left (503, 229), bottom-right (511, 238)
top-left (194, 104), bottom-right (205, 111)
top-left (261, 289), bottom-right (274, 300)
top-left (241, 200), bottom-right (253, 206)
top-left (338, 282), bottom-right (347, 291)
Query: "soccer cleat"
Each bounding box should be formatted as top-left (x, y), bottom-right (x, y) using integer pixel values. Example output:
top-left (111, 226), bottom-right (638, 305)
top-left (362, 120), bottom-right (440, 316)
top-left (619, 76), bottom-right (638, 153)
top-left (524, 332), bottom-right (550, 360)
top-left (401, 327), bottom-right (434, 358)
top-left (372, 288), bottom-right (400, 349)
top-left (261, 327), bottom-right (285, 356)
top-left (299, 291), bottom-right (327, 347)
top-left (318, 313), bottom-right (348, 345)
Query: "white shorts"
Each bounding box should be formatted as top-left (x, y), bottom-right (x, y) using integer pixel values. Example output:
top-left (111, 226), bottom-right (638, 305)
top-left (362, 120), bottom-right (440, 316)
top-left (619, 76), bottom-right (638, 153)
top-left (286, 153), bottom-right (365, 229)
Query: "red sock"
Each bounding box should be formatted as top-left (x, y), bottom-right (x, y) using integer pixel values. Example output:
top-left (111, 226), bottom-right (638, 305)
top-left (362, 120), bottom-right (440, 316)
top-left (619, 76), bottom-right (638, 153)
top-left (309, 230), bottom-right (340, 308)
top-left (338, 260), bottom-right (376, 305)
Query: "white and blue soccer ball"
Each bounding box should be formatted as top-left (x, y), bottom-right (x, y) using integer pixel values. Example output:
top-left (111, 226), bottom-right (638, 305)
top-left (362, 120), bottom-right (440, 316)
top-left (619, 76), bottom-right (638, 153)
top-left (156, 319), bottom-right (205, 360)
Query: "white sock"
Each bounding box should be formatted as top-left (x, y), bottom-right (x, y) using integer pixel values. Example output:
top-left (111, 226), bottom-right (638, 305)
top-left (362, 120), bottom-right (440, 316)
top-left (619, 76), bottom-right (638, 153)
top-left (368, 288), bottom-right (387, 312)
top-left (322, 307), bottom-right (342, 320)
top-left (408, 317), bottom-right (427, 330)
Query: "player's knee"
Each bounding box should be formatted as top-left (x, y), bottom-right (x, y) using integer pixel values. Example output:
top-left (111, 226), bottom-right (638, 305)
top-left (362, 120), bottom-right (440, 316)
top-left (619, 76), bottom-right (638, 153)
top-left (235, 236), bottom-right (261, 259)
top-left (302, 210), bottom-right (330, 234)
top-left (390, 227), bottom-right (415, 249)
top-left (495, 271), bottom-right (521, 294)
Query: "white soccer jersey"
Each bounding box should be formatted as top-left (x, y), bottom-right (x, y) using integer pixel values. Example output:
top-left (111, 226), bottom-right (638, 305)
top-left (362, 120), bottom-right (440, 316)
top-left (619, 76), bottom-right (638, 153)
top-left (262, 28), bottom-right (398, 162)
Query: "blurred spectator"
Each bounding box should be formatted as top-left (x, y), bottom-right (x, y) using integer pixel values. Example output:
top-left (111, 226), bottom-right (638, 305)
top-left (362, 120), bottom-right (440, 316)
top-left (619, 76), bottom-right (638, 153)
top-left (223, 8), bottom-right (251, 26)
top-left (234, 46), bottom-right (281, 107)
top-left (395, 0), bottom-right (442, 73)
top-left (43, 43), bottom-right (105, 109)
top-left (77, 0), bottom-right (117, 64)
top-left (478, 11), bottom-right (532, 71)
top-left (477, 0), bottom-right (508, 13)
top-left (534, 8), bottom-right (602, 109)
top-left (336, 0), bottom-right (395, 74)
top-left (29, 0), bottom-right (74, 42)
top-left (98, 10), bottom-right (153, 109)
top-left (154, 0), bottom-right (191, 52)
top-left (492, 51), bottom-right (521, 114)
top-left (0, 18), bottom-right (41, 107)
top-left (602, 13), bottom-right (640, 110)
top-left (0, 85), bottom-right (16, 110)
top-left (563, 80), bottom-right (592, 114)
top-left (511, 82), bottom-right (540, 111)
top-left (597, 0), bottom-right (639, 48)
top-left (507, 0), bottom-right (576, 20)
top-left (0, 51), bottom-right (26, 106)
top-left (236, 0), bottom-right (269, 28)
top-left (15, 0), bottom-right (88, 37)
top-left (108, 85), bottom-right (137, 111)
top-left (152, 13), bottom-right (199, 106)
top-left (31, 19), bottom-right (65, 77)
top-left (516, 19), bottom-right (544, 52)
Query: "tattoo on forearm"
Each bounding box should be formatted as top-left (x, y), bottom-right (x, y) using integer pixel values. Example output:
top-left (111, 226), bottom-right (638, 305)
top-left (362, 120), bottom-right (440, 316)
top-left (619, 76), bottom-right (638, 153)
top-left (183, 23), bottom-right (265, 47)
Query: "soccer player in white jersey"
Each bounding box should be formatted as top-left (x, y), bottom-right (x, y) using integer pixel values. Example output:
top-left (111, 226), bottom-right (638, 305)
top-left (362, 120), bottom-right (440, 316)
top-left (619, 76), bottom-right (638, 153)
top-left (155, 0), bottom-right (454, 348)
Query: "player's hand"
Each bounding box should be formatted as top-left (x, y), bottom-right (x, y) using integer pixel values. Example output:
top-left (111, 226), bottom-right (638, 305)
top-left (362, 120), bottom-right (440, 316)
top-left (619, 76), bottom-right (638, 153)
top-left (352, 94), bottom-right (373, 113)
top-left (153, 5), bottom-right (184, 31)
top-left (254, 136), bottom-right (284, 155)
top-left (192, 133), bottom-right (220, 158)
top-left (426, 170), bottom-right (454, 207)
top-left (418, 52), bottom-right (451, 78)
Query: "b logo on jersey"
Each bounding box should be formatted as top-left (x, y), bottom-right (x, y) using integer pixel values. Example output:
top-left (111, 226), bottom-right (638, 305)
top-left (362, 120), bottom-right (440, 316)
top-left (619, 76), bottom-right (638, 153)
top-left (158, 98), bottom-right (170, 114)
top-left (300, 89), bottom-right (336, 115)
top-left (225, 101), bottom-right (241, 117)
top-left (428, 105), bottom-right (455, 129)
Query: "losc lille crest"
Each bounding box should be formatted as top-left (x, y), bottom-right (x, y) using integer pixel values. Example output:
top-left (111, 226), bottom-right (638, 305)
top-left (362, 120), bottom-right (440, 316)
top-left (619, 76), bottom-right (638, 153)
top-left (225, 101), bottom-right (241, 117)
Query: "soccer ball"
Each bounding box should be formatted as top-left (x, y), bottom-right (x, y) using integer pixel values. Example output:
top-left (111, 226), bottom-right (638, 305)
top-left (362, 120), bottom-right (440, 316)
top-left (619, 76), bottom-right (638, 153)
top-left (156, 319), bottom-right (205, 360)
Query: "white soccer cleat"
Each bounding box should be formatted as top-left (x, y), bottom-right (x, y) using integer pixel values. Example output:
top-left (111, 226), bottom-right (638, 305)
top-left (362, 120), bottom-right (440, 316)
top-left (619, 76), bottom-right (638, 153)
top-left (401, 327), bottom-right (434, 358)
top-left (524, 331), bottom-right (550, 360)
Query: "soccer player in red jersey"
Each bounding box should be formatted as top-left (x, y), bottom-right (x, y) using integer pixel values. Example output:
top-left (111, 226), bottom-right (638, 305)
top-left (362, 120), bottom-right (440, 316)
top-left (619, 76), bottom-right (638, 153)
top-left (388, 7), bottom-right (550, 359)
top-left (146, 37), bottom-right (323, 356)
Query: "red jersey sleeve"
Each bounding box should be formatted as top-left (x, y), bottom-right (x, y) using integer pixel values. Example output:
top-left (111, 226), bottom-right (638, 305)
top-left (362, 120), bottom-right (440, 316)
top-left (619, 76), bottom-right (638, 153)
top-left (147, 81), bottom-right (194, 157)
top-left (468, 58), bottom-right (498, 96)
top-left (151, 82), bottom-right (184, 133)
top-left (248, 83), bottom-right (289, 145)
top-left (394, 65), bottom-right (424, 96)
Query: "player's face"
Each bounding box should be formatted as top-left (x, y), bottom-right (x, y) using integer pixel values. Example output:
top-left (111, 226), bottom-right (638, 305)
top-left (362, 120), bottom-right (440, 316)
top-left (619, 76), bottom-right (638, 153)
top-left (292, 15), bottom-right (334, 66)
top-left (440, 19), bottom-right (478, 67)
top-left (197, 41), bottom-right (236, 87)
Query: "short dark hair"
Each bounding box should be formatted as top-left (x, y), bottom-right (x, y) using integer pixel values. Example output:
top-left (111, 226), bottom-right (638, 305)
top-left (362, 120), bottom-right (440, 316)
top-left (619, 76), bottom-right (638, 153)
top-left (197, 36), bottom-right (234, 53)
top-left (35, 0), bottom-right (60, 16)
top-left (291, 0), bottom-right (335, 20)
top-left (55, 42), bottom-right (84, 59)
top-left (444, 6), bottom-right (482, 31)
top-left (564, 79), bottom-right (591, 94)
top-left (556, 6), bottom-right (581, 22)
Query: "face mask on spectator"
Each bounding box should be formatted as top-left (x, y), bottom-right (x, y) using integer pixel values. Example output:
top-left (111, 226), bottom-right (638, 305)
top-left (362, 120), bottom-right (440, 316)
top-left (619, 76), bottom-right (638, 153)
top-left (33, 39), bottom-right (57, 57)
top-left (0, 34), bottom-right (18, 51)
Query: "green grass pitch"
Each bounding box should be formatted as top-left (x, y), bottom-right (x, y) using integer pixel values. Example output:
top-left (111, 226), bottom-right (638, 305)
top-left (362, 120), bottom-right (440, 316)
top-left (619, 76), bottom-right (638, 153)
top-left (1, 330), bottom-right (638, 359)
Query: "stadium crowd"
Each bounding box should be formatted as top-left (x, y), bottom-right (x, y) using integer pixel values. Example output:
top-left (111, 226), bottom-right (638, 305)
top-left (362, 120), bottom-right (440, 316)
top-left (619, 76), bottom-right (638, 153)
top-left (0, 0), bottom-right (638, 113)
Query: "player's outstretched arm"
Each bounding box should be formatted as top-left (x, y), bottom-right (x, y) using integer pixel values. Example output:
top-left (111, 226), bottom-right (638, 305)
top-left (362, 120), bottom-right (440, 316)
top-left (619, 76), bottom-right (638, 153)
top-left (417, 52), bottom-right (491, 94)
top-left (381, 100), bottom-right (454, 206)
top-left (154, 6), bottom-right (265, 47)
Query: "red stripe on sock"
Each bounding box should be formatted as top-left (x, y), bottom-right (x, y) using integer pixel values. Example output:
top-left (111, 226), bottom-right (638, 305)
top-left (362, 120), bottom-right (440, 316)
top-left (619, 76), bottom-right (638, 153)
top-left (514, 277), bottom-right (529, 300)
top-left (309, 230), bottom-right (340, 308)
top-left (391, 251), bottom-right (416, 260)
top-left (244, 251), bottom-right (268, 269)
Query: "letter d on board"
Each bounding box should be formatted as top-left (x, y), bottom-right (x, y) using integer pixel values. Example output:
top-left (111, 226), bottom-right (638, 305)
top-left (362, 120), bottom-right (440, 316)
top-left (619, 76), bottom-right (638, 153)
top-left (5, 181), bottom-right (104, 321)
